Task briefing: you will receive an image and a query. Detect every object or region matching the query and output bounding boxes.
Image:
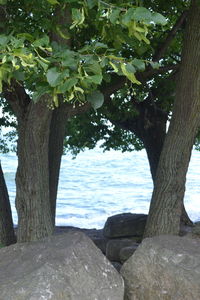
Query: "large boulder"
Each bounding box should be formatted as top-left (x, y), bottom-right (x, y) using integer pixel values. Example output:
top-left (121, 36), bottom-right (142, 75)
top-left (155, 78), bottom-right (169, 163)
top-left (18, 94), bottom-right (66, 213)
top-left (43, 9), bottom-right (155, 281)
top-left (121, 235), bottom-right (200, 300)
top-left (0, 231), bottom-right (124, 300)
top-left (103, 213), bottom-right (147, 238)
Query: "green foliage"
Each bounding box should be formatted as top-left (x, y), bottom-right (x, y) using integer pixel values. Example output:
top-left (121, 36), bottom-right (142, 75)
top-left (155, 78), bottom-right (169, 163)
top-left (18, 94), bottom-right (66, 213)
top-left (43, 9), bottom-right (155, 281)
top-left (0, 0), bottom-right (167, 109)
top-left (64, 110), bottom-right (143, 157)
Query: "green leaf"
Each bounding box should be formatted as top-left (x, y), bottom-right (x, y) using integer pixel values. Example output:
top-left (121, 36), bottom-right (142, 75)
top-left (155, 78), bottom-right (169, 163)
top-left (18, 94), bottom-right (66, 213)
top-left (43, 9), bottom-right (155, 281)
top-left (121, 63), bottom-right (141, 85)
top-left (132, 58), bottom-right (145, 71)
top-left (87, 91), bottom-right (104, 110)
top-left (94, 42), bottom-right (108, 49)
top-left (17, 33), bottom-right (34, 42)
top-left (133, 7), bottom-right (152, 24)
top-left (13, 70), bottom-right (25, 81)
top-left (58, 78), bottom-right (78, 93)
top-left (33, 35), bottom-right (50, 47)
top-left (87, 74), bottom-right (103, 84)
top-left (151, 12), bottom-right (167, 25)
top-left (53, 93), bottom-right (59, 107)
top-left (0, 0), bottom-right (7, 4)
top-left (149, 61), bottom-right (160, 69)
top-left (0, 35), bottom-right (9, 46)
top-left (84, 61), bottom-right (101, 75)
top-left (109, 61), bottom-right (119, 73)
top-left (70, 8), bottom-right (85, 29)
top-left (109, 9), bottom-right (121, 24)
top-left (122, 8), bottom-right (135, 26)
top-left (125, 63), bottom-right (136, 74)
top-left (87, 0), bottom-right (97, 9)
top-left (36, 58), bottom-right (49, 71)
top-left (141, 35), bottom-right (150, 44)
top-left (46, 67), bottom-right (62, 87)
top-left (61, 53), bottom-right (77, 68)
top-left (46, 0), bottom-right (59, 5)
top-left (32, 85), bottom-right (51, 102)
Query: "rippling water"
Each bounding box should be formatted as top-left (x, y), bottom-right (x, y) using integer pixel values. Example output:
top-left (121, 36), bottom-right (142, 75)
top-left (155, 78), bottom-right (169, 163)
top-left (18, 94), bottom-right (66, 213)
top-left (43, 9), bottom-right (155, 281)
top-left (1, 147), bottom-right (200, 229)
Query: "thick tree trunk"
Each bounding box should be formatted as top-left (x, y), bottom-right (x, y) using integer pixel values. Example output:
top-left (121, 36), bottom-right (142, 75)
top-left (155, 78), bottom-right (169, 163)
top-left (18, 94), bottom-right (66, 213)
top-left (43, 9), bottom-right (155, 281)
top-left (144, 0), bottom-right (200, 237)
top-left (48, 106), bottom-right (69, 225)
top-left (106, 98), bottom-right (193, 226)
top-left (135, 103), bottom-right (192, 226)
top-left (0, 161), bottom-right (16, 246)
top-left (16, 100), bottom-right (54, 242)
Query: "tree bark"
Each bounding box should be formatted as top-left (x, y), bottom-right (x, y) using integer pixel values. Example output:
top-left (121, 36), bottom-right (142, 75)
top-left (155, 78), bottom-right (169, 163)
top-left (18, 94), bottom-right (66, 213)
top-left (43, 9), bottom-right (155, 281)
top-left (48, 106), bottom-right (69, 225)
top-left (16, 99), bottom-right (54, 242)
top-left (104, 93), bottom-right (192, 226)
top-left (0, 161), bottom-right (16, 246)
top-left (48, 102), bottom-right (91, 225)
top-left (144, 0), bottom-right (200, 237)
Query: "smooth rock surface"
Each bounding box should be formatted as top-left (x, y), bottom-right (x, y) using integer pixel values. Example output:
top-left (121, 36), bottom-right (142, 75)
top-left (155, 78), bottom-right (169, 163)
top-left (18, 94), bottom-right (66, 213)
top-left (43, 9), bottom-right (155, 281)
top-left (0, 231), bottom-right (124, 300)
top-left (103, 213), bottom-right (147, 238)
top-left (121, 235), bottom-right (200, 300)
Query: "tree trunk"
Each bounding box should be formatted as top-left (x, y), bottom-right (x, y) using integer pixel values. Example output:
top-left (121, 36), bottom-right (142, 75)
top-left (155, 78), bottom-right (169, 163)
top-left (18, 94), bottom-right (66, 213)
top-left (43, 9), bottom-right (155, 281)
top-left (16, 100), bottom-right (54, 242)
top-left (144, 0), bottom-right (200, 237)
top-left (0, 161), bottom-right (16, 246)
top-left (48, 106), bottom-right (69, 225)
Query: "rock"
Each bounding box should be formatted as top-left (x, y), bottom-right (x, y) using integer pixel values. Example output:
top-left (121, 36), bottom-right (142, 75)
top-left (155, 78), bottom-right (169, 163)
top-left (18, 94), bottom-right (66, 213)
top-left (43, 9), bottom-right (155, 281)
top-left (0, 231), bottom-right (124, 300)
top-left (121, 235), bottom-right (200, 300)
top-left (112, 261), bottom-right (123, 272)
top-left (55, 226), bottom-right (109, 254)
top-left (119, 244), bottom-right (139, 263)
top-left (103, 213), bottom-right (147, 238)
top-left (106, 238), bottom-right (134, 262)
top-left (192, 221), bottom-right (200, 236)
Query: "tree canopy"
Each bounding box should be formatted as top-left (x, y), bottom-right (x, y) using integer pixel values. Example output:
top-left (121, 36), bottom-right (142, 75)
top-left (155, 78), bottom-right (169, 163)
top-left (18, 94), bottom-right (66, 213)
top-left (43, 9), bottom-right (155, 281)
top-left (0, 0), bottom-right (168, 109)
top-left (0, 0), bottom-right (197, 243)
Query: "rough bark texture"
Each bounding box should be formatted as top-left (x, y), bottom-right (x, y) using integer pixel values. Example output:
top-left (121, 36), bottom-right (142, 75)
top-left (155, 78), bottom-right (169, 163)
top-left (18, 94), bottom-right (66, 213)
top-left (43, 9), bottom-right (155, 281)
top-left (48, 106), bottom-right (69, 225)
top-left (0, 162), bottom-right (16, 246)
top-left (105, 97), bottom-right (192, 226)
top-left (144, 0), bottom-right (200, 237)
top-left (16, 99), bottom-right (54, 242)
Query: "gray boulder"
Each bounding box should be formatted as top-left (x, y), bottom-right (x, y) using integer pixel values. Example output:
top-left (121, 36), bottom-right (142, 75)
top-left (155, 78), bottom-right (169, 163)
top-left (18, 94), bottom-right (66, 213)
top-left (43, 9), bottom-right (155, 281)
top-left (103, 213), bottom-right (147, 238)
top-left (106, 238), bottom-right (134, 262)
top-left (0, 231), bottom-right (124, 300)
top-left (121, 235), bottom-right (200, 300)
top-left (119, 244), bottom-right (139, 263)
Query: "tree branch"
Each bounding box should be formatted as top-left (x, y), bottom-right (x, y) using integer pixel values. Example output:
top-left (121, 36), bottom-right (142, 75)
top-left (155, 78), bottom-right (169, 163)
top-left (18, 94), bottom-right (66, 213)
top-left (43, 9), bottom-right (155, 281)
top-left (3, 82), bottom-right (31, 118)
top-left (101, 63), bottom-right (179, 100)
top-left (153, 10), bottom-right (188, 61)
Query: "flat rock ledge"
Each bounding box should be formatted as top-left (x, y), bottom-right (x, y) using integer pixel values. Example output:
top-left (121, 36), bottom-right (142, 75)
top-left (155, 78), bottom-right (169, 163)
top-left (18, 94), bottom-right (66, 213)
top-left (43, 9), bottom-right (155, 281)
top-left (0, 231), bottom-right (124, 300)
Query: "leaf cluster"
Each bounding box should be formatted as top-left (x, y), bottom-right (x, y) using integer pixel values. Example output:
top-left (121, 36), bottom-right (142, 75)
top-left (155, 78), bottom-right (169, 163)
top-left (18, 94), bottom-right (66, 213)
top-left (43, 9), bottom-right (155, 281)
top-left (0, 0), bottom-right (167, 109)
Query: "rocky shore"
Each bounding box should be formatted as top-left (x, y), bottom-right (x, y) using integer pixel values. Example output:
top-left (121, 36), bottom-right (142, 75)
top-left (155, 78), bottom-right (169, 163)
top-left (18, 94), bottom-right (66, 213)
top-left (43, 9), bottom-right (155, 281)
top-left (0, 213), bottom-right (200, 300)
top-left (55, 212), bottom-right (197, 270)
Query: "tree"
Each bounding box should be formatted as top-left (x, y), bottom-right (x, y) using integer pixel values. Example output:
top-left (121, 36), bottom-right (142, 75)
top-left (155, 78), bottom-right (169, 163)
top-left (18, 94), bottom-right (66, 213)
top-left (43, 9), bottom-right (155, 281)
top-left (144, 0), bottom-right (200, 236)
top-left (64, 1), bottom-right (192, 226)
top-left (0, 100), bottom-right (17, 245)
top-left (1, 0), bottom-right (166, 242)
top-left (0, 161), bottom-right (16, 246)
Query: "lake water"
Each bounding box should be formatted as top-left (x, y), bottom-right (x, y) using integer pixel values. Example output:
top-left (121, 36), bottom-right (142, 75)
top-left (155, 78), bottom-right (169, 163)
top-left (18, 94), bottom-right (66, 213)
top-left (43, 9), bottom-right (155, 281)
top-left (1, 147), bottom-right (200, 229)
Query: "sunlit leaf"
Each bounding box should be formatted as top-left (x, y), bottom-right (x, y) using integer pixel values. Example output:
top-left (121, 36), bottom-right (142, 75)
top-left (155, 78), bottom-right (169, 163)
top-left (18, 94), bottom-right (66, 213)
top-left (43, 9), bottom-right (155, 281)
top-left (46, 0), bottom-right (59, 5)
top-left (151, 12), bottom-right (167, 25)
top-left (121, 63), bottom-right (141, 85)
